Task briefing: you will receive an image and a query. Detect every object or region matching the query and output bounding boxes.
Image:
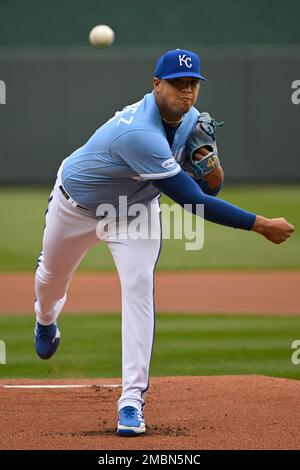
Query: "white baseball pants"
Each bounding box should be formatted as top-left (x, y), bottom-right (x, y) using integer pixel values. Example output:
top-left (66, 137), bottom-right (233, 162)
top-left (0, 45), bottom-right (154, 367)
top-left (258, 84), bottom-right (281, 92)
top-left (34, 163), bottom-right (162, 414)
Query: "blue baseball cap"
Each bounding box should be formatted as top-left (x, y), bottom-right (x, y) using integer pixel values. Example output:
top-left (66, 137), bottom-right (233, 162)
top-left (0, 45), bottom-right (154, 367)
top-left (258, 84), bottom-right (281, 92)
top-left (154, 49), bottom-right (206, 81)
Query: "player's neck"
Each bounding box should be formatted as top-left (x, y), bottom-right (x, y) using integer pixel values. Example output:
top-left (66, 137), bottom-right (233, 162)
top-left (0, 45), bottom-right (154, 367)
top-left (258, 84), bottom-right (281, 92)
top-left (161, 116), bottom-right (183, 127)
top-left (158, 106), bottom-right (184, 127)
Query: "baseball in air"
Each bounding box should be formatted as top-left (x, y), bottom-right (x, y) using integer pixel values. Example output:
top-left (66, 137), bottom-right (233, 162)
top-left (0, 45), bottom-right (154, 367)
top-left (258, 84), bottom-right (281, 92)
top-left (89, 25), bottom-right (115, 48)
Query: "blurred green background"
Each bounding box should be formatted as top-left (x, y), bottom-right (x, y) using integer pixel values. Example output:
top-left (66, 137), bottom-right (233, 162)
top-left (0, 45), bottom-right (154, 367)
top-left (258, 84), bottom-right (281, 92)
top-left (1, 0), bottom-right (300, 184)
top-left (1, 0), bottom-right (300, 47)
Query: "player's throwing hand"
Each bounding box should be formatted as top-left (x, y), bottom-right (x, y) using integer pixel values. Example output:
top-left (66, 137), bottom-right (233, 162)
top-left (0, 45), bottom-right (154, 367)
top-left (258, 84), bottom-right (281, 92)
top-left (252, 216), bottom-right (295, 244)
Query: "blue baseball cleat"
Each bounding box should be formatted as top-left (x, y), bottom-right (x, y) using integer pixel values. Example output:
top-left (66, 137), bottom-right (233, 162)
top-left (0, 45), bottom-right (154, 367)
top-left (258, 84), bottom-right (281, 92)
top-left (34, 322), bottom-right (61, 360)
top-left (117, 406), bottom-right (146, 436)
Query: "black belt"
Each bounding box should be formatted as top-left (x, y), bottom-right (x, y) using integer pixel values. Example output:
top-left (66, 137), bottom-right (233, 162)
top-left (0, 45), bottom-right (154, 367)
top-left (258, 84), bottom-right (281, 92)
top-left (59, 185), bottom-right (89, 211)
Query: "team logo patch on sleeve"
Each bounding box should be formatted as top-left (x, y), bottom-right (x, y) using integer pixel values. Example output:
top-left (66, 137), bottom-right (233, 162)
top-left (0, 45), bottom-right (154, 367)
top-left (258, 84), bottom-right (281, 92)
top-left (161, 157), bottom-right (176, 169)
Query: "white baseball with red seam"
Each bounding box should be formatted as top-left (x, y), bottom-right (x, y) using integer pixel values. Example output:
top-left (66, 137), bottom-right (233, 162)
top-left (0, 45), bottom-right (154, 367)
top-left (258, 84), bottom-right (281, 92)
top-left (89, 25), bottom-right (115, 48)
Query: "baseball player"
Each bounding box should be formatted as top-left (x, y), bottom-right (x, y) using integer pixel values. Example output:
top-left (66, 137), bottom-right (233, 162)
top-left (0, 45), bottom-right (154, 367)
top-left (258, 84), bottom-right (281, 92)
top-left (34, 49), bottom-right (294, 436)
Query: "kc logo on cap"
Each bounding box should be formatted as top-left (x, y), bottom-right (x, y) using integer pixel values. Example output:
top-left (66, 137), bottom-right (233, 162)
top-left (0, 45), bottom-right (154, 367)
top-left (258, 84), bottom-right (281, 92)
top-left (178, 54), bottom-right (193, 68)
top-left (154, 49), bottom-right (206, 81)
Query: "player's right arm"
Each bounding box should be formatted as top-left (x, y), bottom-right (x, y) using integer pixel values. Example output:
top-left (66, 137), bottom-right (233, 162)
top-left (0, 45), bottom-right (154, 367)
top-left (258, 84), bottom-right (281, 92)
top-left (152, 170), bottom-right (294, 244)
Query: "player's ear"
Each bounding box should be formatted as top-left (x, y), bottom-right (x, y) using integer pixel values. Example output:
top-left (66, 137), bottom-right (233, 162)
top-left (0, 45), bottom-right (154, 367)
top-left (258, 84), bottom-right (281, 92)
top-left (153, 77), bottom-right (161, 94)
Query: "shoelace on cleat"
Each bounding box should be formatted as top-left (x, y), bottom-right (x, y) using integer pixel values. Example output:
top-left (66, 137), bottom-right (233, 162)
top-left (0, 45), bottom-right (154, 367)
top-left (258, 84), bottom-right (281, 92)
top-left (121, 407), bottom-right (136, 419)
top-left (37, 325), bottom-right (54, 340)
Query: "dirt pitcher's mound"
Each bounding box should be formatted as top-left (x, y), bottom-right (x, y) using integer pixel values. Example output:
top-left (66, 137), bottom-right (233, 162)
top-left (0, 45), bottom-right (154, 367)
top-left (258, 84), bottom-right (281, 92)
top-left (1, 375), bottom-right (300, 450)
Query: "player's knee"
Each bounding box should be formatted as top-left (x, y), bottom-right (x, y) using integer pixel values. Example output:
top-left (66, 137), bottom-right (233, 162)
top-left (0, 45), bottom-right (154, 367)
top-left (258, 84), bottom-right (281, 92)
top-left (36, 266), bottom-right (52, 284)
top-left (36, 265), bottom-right (67, 284)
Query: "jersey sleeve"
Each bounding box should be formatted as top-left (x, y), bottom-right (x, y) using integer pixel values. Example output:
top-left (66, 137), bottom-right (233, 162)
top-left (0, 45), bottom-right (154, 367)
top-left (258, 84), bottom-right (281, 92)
top-left (110, 129), bottom-right (181, 180)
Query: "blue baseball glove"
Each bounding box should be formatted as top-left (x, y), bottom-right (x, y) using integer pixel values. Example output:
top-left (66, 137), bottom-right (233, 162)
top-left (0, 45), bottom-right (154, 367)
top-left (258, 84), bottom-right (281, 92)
top-left (182, 112), bottom-right (224, 180)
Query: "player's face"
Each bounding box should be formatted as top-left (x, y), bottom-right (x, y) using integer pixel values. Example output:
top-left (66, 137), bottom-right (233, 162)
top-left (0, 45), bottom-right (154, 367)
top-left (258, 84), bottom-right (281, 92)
top-left (154, 77), bottom-right (200, 119)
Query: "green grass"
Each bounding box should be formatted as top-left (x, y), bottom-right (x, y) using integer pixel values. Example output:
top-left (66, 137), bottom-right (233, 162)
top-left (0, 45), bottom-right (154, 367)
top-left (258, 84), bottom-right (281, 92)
top-left (0, 185), bottom-right (299, 271)
top-left (0, 313), bottom-right (300, 380)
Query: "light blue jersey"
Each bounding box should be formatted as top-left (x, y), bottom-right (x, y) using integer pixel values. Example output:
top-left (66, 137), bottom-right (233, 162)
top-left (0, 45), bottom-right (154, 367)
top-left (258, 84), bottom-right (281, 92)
top-left (61, 91), bottom-right (199, 214)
